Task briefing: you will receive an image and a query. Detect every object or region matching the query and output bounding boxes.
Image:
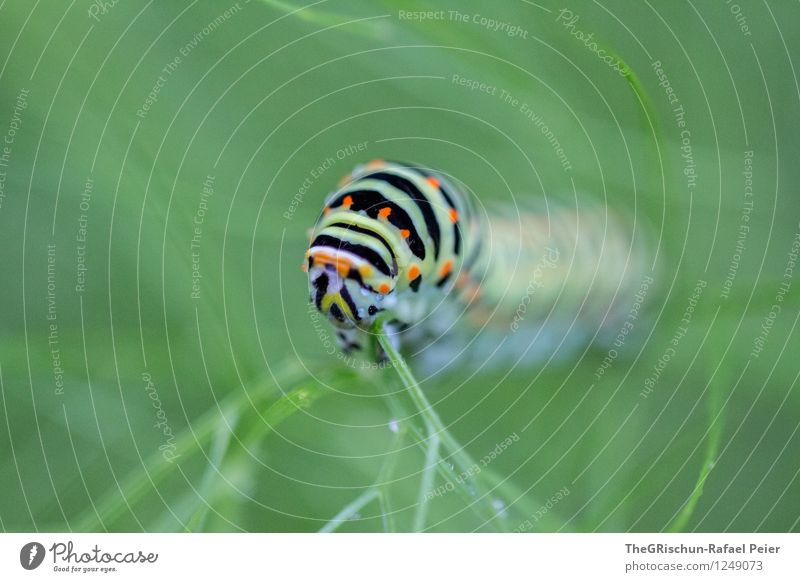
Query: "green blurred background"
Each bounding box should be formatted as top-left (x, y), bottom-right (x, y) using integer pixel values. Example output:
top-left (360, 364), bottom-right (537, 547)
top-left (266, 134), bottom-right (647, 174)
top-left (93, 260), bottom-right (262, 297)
top-left (0, 0), bottom-right (798, 532)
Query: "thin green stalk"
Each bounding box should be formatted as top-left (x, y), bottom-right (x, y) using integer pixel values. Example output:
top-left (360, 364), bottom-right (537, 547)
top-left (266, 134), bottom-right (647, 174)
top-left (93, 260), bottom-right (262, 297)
top-left (667, 353), bottom-right (726, 532)
top-left (377, 492), bottom-right (393, 533)
top-left (373, 319), bottom-right (510, 531)
top-left (401, 412), bottom-right (564, 530)
top-left (374, 319), bottom-right (478, 476)
top-left (377, 377), bottom-right (499, 527)
top-left (319, 489), bottom-right (380, 533)
top-left (186, 405), bottom-right (239, 531)
top-left (321, 427), bottom-right (405, 533)
top-left (413, 432), bottom-right (440, 531)
top-left (375, 429), bottom-right (403, 532)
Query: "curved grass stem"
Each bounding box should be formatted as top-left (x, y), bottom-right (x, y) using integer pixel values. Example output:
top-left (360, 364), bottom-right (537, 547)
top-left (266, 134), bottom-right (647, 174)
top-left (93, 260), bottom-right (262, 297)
top-left (319, 489), bottom-right (380, 533)
top-left (667, 347), bottom-right (726, 532)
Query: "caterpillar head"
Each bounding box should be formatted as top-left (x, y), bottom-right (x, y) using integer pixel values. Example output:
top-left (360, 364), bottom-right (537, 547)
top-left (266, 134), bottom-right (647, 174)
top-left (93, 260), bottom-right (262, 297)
top-left (306, 247), bottom-right (394, 332)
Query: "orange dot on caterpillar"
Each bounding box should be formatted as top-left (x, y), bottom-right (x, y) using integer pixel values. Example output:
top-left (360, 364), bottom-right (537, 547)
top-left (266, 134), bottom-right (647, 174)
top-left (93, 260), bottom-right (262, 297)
top-left (440, 260), bottom-right (453, 277)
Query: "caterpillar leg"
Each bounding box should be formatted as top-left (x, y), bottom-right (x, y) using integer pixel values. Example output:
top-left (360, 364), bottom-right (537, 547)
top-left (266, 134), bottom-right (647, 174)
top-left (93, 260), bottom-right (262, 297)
top-left (335, 328), bottom-right (363, 354)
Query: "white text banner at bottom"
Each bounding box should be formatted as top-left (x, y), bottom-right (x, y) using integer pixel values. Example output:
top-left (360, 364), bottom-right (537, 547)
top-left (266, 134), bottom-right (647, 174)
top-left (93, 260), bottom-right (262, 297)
top-left (1, 533), bottom-right (798, 581)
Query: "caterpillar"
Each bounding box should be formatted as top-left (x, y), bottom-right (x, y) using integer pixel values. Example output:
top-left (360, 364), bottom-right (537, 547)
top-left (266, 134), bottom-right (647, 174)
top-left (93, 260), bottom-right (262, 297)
top-left (305, 159), bottom-right (651, 362)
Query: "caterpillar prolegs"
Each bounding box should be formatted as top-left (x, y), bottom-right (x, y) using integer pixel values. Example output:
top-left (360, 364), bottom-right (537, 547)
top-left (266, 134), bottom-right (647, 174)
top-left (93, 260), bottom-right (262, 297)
top-left (305, 160), bottom-right (650, 364)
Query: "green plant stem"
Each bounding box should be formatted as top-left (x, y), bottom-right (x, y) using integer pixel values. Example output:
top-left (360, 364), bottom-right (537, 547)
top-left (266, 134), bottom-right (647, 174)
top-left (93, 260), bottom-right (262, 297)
top-left (319, 489), bottom-right (380, 533)
top-left (376, 378), bottom-right (499, 527)
top-left (374, 319), bottom-right (512, 531)
top-left (413, 432), bottom-right (440, 532)
top-left (667, 354), bottom-right (726, 532)
top-left (375, 429), bottom-right (403, 532)
top-left (374, 320), bottom-right (477, 477)
top-left (320, 428), bottom-right (404, 533)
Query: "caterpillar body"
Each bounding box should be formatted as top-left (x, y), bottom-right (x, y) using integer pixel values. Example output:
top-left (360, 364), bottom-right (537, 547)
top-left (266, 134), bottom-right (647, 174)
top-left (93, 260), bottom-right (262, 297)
top-left (305, 160), bottom-right (650, 363)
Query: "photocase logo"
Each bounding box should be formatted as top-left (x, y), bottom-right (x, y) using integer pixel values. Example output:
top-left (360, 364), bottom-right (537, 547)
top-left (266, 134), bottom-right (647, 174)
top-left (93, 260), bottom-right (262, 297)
top-left (20, 542), bottom-right (46, 570)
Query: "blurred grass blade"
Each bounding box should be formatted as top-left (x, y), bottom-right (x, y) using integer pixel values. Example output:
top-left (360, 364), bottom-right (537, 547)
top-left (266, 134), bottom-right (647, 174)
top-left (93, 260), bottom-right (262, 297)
top-left (73, 363), bottom-right (312, 531)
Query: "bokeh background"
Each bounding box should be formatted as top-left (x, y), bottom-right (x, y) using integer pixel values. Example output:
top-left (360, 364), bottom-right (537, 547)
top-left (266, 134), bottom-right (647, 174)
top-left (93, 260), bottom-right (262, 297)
top-left (0, 0), bottom-right (798, 532)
